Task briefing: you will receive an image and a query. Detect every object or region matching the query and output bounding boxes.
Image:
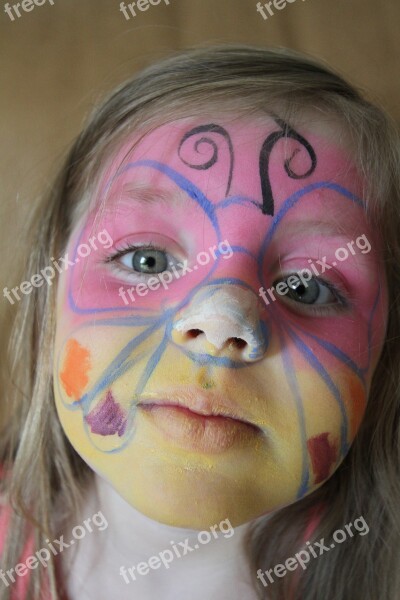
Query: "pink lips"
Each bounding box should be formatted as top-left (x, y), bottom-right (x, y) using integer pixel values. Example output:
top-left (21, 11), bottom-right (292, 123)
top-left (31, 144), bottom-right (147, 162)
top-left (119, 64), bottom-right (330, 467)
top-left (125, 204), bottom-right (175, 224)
top-left (137, 388), bottom-right (262, 453)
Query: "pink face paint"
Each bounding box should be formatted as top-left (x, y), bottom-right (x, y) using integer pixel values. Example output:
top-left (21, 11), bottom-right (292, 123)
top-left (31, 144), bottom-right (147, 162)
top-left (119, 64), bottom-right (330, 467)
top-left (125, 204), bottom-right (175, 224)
top-left (67, 117), bottom-right (384, 310)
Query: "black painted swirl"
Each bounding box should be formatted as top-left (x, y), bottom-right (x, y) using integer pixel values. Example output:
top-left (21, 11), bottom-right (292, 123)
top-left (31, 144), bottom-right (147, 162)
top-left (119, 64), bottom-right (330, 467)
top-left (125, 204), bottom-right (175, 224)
top-left (178, 124), bottom-right (234, 197)
top-left (259, 118), bottom-right (317, 216)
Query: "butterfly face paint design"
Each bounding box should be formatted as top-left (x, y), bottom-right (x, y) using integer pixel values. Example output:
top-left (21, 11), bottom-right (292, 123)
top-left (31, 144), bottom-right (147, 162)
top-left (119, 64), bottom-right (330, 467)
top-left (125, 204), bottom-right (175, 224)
top-left (53, 116), bottom-right (388, 528)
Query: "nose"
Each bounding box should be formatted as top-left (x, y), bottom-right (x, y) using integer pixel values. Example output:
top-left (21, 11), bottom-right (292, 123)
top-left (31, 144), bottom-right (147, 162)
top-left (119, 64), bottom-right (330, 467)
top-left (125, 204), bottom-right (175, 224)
top-left (172, 286), bottom-right (268, 362)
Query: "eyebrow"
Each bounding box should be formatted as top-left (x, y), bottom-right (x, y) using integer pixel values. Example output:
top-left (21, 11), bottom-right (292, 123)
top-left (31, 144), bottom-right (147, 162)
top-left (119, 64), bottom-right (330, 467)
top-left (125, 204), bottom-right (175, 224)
top-left (120, 183), bottom-right (191, 209)
top-left (100, 182), bottom-right (195, 219)
top-left (107, 184), bottom-right (365, 242)
top-left (277, 219), bottom-right (363, 240)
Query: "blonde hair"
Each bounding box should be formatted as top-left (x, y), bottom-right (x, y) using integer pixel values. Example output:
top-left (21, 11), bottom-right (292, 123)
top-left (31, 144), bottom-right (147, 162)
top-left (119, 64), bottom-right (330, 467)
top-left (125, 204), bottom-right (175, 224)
top-left (1, 44), bottom-right (400, 599)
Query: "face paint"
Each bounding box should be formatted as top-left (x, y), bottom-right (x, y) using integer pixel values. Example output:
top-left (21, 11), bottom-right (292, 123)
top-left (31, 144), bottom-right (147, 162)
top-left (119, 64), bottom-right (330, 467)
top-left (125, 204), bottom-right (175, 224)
top-left (307, 433), bottom-right (338, 484)
top-left (60, 338), bottom-right (91, 401)
top-left (85, 390), bottom-right (128, 437)
top-left (53, 115), bottom-right (388, 528)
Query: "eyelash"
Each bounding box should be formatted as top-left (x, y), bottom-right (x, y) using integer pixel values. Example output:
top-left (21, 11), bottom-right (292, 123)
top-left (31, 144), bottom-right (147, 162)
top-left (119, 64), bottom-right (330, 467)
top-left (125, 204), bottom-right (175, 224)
top-left (106, 242), bottom-right (169, 261)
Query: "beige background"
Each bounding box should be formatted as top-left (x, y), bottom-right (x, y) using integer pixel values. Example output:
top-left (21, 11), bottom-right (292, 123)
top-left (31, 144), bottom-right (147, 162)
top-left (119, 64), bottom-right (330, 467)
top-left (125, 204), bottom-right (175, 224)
top-left (1, 0), bottom-right (399, 363)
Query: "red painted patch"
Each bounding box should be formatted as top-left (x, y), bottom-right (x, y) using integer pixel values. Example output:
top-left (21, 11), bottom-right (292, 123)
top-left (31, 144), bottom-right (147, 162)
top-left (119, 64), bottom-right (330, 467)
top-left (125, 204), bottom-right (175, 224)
top-left (347, 377), bottom-right (367, 439)
top-left (307, 433), bottom-right (338, 484)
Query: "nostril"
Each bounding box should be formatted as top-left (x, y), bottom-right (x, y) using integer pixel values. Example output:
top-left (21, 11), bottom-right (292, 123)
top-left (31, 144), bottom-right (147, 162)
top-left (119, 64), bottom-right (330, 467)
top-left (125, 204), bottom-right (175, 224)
top-left (186, 328), bottom-right (204, 339)
top-left (181, 330), bottom-right (248, 351)
top-left (228, 337), bottom-right (247, 350)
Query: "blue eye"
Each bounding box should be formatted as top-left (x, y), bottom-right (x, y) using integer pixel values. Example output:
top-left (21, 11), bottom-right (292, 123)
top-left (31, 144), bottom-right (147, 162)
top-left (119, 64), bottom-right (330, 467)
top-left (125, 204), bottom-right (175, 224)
top-left (107, 242), bottom-right (185, 282)
top-left (283, 276), bottom-right (335, 305)
top-left (120, 248), bottom-right (169, 274)
top-left (272, 274), bottom-right (350, 315)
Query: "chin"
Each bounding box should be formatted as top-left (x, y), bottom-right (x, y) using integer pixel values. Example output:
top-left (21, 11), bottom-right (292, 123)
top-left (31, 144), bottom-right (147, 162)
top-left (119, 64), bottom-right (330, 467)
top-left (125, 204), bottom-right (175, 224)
top-left (107, 460), bottom-right (301, 529)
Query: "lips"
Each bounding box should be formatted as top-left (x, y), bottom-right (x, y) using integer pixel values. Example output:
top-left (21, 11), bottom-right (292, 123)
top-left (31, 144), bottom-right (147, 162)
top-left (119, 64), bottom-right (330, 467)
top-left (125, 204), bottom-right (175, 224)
top-left (137, 388), bottom-right (262, 453)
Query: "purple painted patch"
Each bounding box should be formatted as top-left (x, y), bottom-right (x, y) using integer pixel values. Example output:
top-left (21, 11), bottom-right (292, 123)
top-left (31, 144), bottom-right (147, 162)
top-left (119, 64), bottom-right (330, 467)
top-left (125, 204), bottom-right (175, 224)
top-left (85, 390), bottom-right (127, 437)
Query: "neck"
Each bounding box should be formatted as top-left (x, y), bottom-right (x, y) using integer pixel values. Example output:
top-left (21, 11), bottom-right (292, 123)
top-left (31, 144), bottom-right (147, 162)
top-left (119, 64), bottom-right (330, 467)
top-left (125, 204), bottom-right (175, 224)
top-left (62, 474), bottom-right (263, 600)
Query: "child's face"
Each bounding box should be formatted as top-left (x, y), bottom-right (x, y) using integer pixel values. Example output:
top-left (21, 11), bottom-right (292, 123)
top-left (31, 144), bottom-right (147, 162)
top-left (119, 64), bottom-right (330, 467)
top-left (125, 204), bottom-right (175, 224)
top-left (53, 114), bottom-right (388, 528)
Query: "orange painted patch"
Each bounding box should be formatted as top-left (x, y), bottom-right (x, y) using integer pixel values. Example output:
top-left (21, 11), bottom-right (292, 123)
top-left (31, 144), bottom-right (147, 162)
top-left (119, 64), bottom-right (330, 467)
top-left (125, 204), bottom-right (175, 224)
top-left (60, 339), bottom-right (91, 400)
top-left (347, 377), bottom-right (367, 439)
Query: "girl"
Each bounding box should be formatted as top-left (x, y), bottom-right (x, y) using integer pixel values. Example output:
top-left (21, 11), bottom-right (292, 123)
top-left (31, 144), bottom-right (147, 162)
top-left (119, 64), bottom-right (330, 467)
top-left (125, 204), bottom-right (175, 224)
top-left (1, 44), bottom-right (400, 600)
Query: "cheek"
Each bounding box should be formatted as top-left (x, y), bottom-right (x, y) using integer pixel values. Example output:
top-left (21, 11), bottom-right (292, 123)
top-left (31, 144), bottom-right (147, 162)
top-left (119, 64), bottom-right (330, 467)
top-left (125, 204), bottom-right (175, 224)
top-left (55, 325), bottom-right (153, 452)
top-left (286, 326), bottom-right (369, 464)
top-left (300, 369), bottom-right (367, 485)
top-left (246, 341), bottom-right (367, 493)
top-left (59, 338), bottom-right (91, 402)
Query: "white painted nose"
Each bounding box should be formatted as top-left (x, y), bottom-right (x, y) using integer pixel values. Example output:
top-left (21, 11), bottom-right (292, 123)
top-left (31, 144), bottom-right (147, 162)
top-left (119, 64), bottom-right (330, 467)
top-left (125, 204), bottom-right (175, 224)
top-left (173, 286), bottom-right (268, 361)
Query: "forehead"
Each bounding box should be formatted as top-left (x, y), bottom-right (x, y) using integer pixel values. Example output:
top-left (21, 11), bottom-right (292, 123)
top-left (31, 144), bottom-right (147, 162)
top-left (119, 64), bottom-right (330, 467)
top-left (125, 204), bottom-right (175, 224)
top-left (87, 114), bottom-right (369, 238)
